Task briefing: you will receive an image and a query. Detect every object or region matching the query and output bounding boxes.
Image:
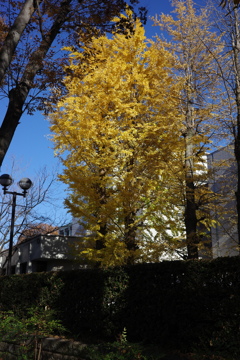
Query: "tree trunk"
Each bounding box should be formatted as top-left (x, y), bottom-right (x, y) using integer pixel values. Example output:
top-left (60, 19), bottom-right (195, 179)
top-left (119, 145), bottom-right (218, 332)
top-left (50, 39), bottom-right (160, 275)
top-left (184, 80), bottom-right (199, 259)
top-left (232, 7), bottom-right (240, 247)
top-left (184, 130), bottom-right (199, 259)
top-left (124, 211), bottom-right (138, 265)
top-left (0, 0), bottom-right (41, 85)
top-left (0, 0), bottom-right (72, 167)
top-left (95, 223), bottom-right (107, 250)
top-left (0, 84), bottom-right (28, 167)
top-left (95, 169), bottom-right (108, 251)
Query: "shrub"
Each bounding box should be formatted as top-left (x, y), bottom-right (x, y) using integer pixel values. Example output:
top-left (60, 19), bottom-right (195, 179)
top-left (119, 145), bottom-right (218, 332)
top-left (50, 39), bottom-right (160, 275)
top-left (0, 257), bottom-right (240, 358)
top-left (0, 307), bottom-right (65, 360)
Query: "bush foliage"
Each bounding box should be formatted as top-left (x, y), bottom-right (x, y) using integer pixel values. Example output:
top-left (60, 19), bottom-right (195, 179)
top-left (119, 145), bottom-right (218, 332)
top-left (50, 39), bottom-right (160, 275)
top-left (0, 258), bottom-right (240, 357)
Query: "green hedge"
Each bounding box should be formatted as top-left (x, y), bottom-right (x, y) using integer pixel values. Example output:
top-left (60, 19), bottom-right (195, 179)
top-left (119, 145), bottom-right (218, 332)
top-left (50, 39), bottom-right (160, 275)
top-left (0, 258), bottom-right (240, 357)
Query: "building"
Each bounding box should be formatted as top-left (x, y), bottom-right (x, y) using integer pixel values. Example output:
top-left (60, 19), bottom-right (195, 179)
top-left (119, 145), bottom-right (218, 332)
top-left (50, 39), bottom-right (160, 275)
top-left (207, 144), bottom-right (239, 257)
top-left (0, 234), bottom-right (84, 275)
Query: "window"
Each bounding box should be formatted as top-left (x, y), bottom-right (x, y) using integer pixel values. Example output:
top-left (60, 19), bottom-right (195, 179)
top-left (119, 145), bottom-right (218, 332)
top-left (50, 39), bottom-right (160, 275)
top-left (59, 225), bottom-right (72, 236)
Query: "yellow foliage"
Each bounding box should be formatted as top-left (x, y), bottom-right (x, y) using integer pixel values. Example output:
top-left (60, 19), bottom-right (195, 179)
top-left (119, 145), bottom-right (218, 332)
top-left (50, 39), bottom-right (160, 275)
top-left (153, 0), bottom-right (226, 259)
top-left (50, 12), bottom-right (185, 266)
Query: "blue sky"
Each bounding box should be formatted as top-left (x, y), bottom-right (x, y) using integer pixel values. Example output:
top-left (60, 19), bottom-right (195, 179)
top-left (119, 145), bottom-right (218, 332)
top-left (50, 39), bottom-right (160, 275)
top-left (1, 0), bottom-right (206, 221)
top-left (2, 1), bottom-right (175, 173)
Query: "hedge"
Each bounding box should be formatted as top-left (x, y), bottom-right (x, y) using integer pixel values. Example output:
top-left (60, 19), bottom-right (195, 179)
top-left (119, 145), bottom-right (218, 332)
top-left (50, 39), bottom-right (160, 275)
top-left (0, 257), bottom-right (240, 357)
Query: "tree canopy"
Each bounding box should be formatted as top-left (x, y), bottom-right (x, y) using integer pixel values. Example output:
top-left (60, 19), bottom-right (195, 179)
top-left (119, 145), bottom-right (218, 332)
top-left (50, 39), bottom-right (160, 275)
top-left (154, 0), bottom-right (225, 259)
top-left (50, 12), bottom-right (184, 266)
top-left (0, 0), bottom-right (145, 167)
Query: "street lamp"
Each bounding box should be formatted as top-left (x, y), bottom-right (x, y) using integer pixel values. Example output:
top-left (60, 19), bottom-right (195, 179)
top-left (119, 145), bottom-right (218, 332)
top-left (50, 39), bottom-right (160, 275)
top-left (0, 174), bottom-right (33, 275)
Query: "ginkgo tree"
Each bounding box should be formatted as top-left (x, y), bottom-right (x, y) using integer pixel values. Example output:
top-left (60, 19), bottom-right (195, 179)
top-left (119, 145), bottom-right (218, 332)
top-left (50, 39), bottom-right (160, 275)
top-left (0, 0), bottom-right (145, 167)
top-left (50, 11), bottom-right (184, 266)
top-left (154, 0), bottom-right (225, 259)
top-left (210, 0), bottom-right (240, 247)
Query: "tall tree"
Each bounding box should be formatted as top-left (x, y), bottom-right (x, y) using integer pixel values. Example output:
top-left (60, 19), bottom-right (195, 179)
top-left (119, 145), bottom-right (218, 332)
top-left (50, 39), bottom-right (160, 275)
top-left (0, 0), bottom-right (144, 167)
top-left (155, 0), bottom-right (224, 258)
top-left (50, 13), bottom-right (183, 266)
top-left (211, 0), bottom-right (240, 248)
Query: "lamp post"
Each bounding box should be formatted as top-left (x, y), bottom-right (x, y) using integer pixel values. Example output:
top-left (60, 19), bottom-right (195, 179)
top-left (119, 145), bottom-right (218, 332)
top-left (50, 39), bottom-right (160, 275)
top-left (0, 174), bottom-right (33, 275)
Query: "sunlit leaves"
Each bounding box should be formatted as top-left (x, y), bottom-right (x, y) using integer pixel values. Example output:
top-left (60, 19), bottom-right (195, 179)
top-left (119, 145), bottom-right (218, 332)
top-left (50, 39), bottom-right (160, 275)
top-left (50, 14), bottom-right (184, 266)
top-left (154, 0), bottom-right (225, 258)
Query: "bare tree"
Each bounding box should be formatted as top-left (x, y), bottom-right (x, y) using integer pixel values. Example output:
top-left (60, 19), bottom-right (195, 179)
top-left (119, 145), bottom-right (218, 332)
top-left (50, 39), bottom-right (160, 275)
top-left (0, 163), bottom-right (68, 252)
